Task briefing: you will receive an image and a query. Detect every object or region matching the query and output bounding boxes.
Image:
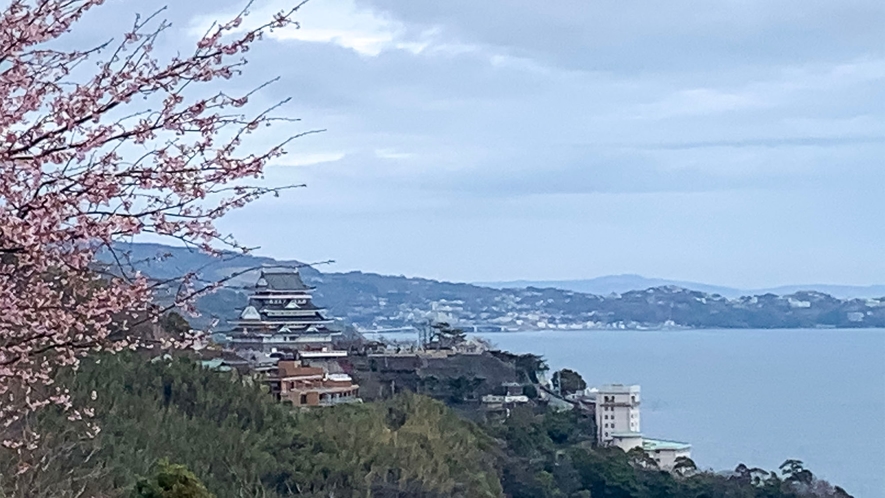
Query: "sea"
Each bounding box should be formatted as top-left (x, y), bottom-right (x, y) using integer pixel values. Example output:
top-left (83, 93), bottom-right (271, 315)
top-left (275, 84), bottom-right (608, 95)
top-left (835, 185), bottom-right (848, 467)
top-left (476, 328), bottom-right (885, 498)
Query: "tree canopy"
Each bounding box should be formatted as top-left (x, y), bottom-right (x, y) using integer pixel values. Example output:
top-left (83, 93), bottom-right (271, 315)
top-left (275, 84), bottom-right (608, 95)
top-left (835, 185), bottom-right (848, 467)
top-left (0, 0), bottom-right (305, 446)
top-left (0, 352), bottom-right (855, 498)
top-left (556, 368), bottom-right (587, 394)
top-left (132, 459), bottom-right (214, 498)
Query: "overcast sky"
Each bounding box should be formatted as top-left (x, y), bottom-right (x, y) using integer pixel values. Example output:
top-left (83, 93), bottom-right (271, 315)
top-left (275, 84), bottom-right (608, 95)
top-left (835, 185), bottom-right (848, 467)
top-left (88, 0), bottom-right (884, 287)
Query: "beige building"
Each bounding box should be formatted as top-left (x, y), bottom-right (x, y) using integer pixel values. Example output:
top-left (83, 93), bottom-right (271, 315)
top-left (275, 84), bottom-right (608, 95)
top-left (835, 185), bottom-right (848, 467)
top-left (593, 384), bottom-right (641, 443)
top-left (264, 360), bottom-right (360, 407)
top-left (593, 384), bottom-right (691, 471)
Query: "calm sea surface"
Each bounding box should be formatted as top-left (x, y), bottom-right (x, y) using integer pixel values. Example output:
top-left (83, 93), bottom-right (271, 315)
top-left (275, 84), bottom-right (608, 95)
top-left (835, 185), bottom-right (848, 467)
top-left (477, 328), bottom-right (885, 498)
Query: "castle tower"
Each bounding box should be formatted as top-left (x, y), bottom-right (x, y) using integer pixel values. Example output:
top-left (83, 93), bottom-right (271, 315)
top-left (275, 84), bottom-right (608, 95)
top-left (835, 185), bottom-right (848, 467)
top-left (227, 268), bottom-right (341, 353)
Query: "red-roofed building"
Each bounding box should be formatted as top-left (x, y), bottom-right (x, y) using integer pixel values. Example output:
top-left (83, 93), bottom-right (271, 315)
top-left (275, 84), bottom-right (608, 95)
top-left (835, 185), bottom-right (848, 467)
top-left (264, 359), bottom-right (360, 407)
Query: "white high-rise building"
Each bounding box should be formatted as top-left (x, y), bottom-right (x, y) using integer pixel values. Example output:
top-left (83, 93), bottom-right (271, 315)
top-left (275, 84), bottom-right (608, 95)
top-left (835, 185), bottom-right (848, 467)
top-left (590, 383), bottom-right (691, 471)
top-left (594, 384), bottom-right (641, 444)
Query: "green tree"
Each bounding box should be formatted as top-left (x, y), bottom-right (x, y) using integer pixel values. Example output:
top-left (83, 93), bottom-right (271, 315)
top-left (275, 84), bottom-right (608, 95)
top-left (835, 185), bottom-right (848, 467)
top-left (132, 459), bottom-right (214, 498)
top-left (556, 369), bottom-right (587, 395)
top-left (780, 458), bottom-right (814, 485)
top-left (522, 384), bottom-right (539, 399)
top-left (626, 447), bottom-right (659, 470)
top-left (447, 375), bottom-right (484, 403)
top-left (514, 354), bottom-right (548, 383)
top-left (672, 456), bottom-right (697, 477)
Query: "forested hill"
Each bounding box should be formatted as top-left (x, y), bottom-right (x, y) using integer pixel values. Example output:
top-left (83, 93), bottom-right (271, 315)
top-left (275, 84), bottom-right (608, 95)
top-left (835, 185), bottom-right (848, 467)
top-left (115, 243), bottom-right (885, 330)
top-left (5, 352), bottom-right (853, 498)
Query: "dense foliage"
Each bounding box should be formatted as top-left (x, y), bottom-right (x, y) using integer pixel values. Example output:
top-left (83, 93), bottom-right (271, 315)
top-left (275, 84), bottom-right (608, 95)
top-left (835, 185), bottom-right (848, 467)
top-left (0, 354), bottom-right (500, 498)
top-left (132, 459), bottom-right (214, 498)
top-left (0, 354), bottom-right (853, 498)
top-left (555, 369), bottom-right (587, 395)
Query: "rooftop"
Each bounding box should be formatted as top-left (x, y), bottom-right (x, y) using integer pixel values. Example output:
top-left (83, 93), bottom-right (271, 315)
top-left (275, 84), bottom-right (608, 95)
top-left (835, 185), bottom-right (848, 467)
top-left (642, 438), bottom-right (691, 452)
top-left (611, 432), bottom-right (643, 438)
top-left (233, 314), bottom-right (331, 324)
top-left (277, 360), bottom-right (324, 378)
top-left (598, 384), bottom-right (640, 393)
top-left (255, 270), bottom-right (314, 292)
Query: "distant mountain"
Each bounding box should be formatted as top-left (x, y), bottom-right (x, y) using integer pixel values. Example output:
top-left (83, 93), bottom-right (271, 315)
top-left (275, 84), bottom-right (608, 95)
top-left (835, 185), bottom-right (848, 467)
top-left (107, 242), bottom-right (321, 330)
top-left (478, 274), bottom-right (742, 298)
top-left (755, 284), bottom-right (885, 299)
top-left (111, 243), bottom-right (885, 331)
top-left (479, 275), bottom-right (885, 300)
top-left (110, 242), bottom-right (319, 283)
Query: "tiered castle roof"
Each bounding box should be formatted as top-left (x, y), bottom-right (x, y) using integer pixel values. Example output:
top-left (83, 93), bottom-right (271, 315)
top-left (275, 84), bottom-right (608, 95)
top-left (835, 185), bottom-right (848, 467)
top-left (227, 269), bottom-right (338, 350)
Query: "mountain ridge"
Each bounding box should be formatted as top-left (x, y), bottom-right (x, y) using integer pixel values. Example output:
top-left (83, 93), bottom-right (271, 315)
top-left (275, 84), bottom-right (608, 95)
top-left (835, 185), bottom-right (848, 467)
top-left (478, 274), bottom-right (885, 299)
top-left (110, 242), bottom-right (885, 330)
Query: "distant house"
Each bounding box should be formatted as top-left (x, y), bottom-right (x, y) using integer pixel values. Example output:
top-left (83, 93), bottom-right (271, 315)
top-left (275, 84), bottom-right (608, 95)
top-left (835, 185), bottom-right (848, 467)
top-left (264, 359), bottom-right (360, 407)
top-left (481, 382), bottom-right (530, 414)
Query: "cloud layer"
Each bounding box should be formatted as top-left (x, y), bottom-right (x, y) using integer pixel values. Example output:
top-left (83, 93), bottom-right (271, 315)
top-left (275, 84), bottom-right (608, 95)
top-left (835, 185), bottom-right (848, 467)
top-left (80, 0), bottom-right (885, 287)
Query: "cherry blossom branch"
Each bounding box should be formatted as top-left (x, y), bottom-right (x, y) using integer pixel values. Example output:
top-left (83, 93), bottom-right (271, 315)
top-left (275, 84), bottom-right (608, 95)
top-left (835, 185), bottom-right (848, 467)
top-left (0, 0), bottom-right (317, 451)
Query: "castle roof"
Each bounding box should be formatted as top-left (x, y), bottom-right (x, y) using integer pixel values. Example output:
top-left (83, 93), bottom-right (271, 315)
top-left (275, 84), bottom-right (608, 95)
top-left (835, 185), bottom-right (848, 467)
top-left (256, 270), bottom-right (314, 292)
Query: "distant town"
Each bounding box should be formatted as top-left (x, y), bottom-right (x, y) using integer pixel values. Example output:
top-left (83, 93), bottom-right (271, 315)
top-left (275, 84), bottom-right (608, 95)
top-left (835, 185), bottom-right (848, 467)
top-left (120, 242), bottom-right (885, 332)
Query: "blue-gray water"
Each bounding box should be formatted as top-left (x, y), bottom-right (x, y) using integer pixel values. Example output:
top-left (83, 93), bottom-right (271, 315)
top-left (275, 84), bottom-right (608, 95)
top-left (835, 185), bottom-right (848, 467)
top-left (479, 328), bottom-right (885, 497)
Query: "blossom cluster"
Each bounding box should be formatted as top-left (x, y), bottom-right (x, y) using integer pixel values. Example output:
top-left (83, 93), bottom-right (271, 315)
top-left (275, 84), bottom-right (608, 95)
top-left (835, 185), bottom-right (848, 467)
top-left (0, 0), bottom-right (303, 447)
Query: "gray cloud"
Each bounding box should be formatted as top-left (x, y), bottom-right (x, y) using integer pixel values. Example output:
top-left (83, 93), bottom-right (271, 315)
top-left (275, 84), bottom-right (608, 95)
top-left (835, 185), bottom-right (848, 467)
top-left (71, 0), bottom-right (885, 286)
top-left (358, 0), bottom-right (885, 72)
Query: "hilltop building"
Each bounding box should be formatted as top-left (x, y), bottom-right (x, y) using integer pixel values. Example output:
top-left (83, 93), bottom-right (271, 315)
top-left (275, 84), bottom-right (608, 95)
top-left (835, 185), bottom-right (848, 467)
top-left (198, 348), bottom-right (361, 407)
top-left (264, 359), bottom-right (360, 407)
top-left (594, 384), bottom-right (641, 443)
top-left (481, 382), bottom-right (531, 412)
top-left (588, 384), bottom-right (691, 471)
top-left (218, 269), bottom-right (358, 407)
top-left (608, 432), bottom-right (691, 470)
top-left (635, 438), bottom-right (692, 470)
top-left (227, 269), bottom-right (345, 356)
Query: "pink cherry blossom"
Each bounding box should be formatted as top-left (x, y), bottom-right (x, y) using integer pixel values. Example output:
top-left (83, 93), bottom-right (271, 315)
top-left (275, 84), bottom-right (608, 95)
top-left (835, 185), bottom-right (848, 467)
top-left (0, 0), bottom-right (307, 448)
